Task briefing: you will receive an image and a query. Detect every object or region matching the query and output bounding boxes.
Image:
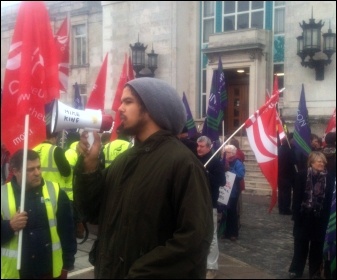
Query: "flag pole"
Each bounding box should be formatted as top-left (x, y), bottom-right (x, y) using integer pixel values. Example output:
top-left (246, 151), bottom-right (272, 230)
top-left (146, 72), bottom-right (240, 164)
top-left (267, 88), bottom-right (292, 149)
top-left (205, 122), bottom-right (245, 168)
top-left (61, 129), bottom-right (66, 148)
top-left (267, 88), bottom-right (298, 173)
top-left (205, 88), bottom-right (287, 168)
top-left (17, 114), bottom-right (29, 270)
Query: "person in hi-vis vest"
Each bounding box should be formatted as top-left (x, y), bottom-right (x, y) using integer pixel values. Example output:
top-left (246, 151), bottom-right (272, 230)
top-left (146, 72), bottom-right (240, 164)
top-left (33, 131), bottom-right (71, 197)
top-left (1, 149), bottom-right (76, 279)
top-left (64, 132), bottom-right (85, 239)
top-left (103, 126), bottom-right (132, 168)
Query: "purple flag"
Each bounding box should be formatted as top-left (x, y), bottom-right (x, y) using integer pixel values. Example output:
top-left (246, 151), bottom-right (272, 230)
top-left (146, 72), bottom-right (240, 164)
top-left (182, 92), bottom-right (197, 138)
top-left (293, 84), bottom-right (311, 156)
top-left (202, 56), bottom-right (226, 143)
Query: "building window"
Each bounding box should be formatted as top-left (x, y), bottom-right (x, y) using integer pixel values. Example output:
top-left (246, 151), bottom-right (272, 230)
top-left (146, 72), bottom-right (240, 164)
top-left (202, 1), bottom-right (215, 43)
top-left (72, 24), bottom-right (87, 65)
top-left (223, 1), bottom-right (265, 31)
top-left (79, 84), bottom-right (87, 108)
top-left (274, 1), bottom-right (285, 34)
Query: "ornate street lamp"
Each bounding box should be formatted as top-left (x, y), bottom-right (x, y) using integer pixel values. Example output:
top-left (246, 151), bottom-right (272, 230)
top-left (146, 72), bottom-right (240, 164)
top-left (297, 10), bottom-right (336, 81)
top-left (130, 37), bottom-right (158, 78)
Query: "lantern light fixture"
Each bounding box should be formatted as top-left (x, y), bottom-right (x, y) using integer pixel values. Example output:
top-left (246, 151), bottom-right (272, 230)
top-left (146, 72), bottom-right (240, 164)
top-left (296, 10), bottom-right (336, 81)
top-left (130, 36), bottom-right (158, 78)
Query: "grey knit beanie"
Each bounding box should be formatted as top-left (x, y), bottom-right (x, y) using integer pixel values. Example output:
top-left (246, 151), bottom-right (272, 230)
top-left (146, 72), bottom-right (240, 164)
top-left (126, 78), bottom-right (186, 135)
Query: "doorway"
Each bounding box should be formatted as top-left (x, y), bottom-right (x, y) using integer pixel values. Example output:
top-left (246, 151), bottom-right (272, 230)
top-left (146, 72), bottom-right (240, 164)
top-left (223, 69), bottom-right (249, 137)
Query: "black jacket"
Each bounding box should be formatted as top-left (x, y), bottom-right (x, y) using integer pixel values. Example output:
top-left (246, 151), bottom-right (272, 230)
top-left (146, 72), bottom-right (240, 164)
top-left (74, 130), bottom-right (213, 279)
top-left (292, 170), bottom-right (334, 241)
top-left (198, 151), bottom-right (226, 208)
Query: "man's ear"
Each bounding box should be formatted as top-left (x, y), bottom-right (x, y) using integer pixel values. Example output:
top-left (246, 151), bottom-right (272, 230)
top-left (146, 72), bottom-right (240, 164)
top-left (12, 168), bottom-right (21, 177)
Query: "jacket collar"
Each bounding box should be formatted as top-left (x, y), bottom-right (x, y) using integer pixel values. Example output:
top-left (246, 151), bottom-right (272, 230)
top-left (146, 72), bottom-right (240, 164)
top-left (133, 130), bottom-right (174, 154)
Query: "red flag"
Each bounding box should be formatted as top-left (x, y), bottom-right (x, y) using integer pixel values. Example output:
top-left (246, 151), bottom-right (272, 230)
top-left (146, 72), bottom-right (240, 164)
top-left (1, 2), bottom-right (60, 155)
top-left (55, 17), bottom-right (69, 92)
top-left (110, 54), bottom-right (134, 140)
top-left (86, 53), bottom-right (108, 110)
top-left (244, 92), bottom-right (280, 212)
top-left (322, 108), bottom-right (336, 146)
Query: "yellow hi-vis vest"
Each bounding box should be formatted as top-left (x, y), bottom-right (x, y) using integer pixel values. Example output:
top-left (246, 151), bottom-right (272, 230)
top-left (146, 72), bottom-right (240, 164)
top-left (33, 143), bottom-right (68, 190)
top-left (103, 139), bottom-right (130, 168)
top-left (64, 141), bottom-right (79, 201)
top-left (1, 181), bottom-right (63, 279)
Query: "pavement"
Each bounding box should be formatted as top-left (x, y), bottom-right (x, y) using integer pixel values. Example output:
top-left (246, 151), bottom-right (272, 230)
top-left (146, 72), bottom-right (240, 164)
top-left (68, 193), bottom-right (311, 279)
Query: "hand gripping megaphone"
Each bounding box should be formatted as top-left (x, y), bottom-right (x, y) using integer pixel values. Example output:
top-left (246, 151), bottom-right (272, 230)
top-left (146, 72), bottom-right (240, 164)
top-left (50, 99), bottom-right (113, 133)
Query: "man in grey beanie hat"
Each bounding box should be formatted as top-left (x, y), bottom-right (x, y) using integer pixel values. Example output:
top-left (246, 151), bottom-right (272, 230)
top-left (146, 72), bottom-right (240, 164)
top-left (74, 77), bottom-right (213, 279)
top-left (74, 78), bottom-right (213, 279)
top-left (126, 77), bottom-right (186, 135)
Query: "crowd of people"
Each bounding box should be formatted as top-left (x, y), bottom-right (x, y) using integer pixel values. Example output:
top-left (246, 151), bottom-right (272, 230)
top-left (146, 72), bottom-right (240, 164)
top-left (1, 77), bottom-right (335, 279)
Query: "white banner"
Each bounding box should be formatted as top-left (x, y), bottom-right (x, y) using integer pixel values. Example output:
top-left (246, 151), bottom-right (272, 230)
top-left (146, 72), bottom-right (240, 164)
top-left (218, 171), bottom-right (236, 205)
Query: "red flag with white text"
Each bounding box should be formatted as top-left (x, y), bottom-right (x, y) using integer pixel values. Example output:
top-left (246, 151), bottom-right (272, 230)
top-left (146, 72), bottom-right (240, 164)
top-left (244, 92), bottom-right (280, 212)
top-left (322, 108), bottom-right (336, 146)
top-left (1, 2), bottom-right (59, 155)
top-left (86, 53), bottom-right (108, 110)
top-left (55, 17), bottom-right (69, 92)
top-left (110, 54), bottom-right (134, 140)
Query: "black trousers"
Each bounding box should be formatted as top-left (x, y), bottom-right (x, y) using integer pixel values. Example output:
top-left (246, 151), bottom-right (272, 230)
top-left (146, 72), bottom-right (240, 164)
top-left (289, 237), bottom-right (324, 278)
top-left (278, 178), bottom-right (292, 213)
top-left (225, 195), bottom-right (239, 238)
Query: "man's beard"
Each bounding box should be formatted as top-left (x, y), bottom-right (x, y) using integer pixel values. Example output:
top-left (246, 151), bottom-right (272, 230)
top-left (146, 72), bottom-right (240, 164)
top-left (118, 117), bottom-right (147, 137)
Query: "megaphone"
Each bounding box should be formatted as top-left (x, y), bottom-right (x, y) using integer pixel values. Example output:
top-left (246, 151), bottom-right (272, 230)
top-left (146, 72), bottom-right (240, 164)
top-left (50, 99), bottom-right (113, 133)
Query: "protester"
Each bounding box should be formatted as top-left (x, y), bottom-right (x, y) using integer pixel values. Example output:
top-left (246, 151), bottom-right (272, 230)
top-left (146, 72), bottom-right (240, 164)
top-left (196, 135), bottom-right (226, 279)
top-left (64, 131), bottom-right (85, 240)
top-left (310, 134), bottom-right (322, 151)
top-left (278, 137), bottom-right (297, 215)
top-left (229, 137), bottom-right (245, 227)
top-left (229, 138), bottom-right (245, 163)
top-left (73, 77), bottom-right (213, 278)
top-left (33, 131), bottom-right (71, 191)
top-left (1, 149), bottom-right (76, 279)
top-left (177, 126), bottom-right (198, 156)
top-left (289, 132), bottom-right (308, 173)
top-left (289, 151), bottom-right (335, 279)
top-left (103, 126), bottom-right (131, 168)
top-left (321, 132), bottom-right (336, 179)
top-left (222, 144), bottom-right (245, 241)
top-left (100, 132), bottom-right (111, 146)
top-left (323, 180), bottom-right (336, 279)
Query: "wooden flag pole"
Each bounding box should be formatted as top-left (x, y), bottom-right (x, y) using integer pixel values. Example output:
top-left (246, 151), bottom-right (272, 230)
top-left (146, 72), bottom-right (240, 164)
top-left (17, 114), bottom-right (29, 270)
top-left (205, 122), bottom-right (245, 168)
top-left (205, 88), bottom-right (287, 168)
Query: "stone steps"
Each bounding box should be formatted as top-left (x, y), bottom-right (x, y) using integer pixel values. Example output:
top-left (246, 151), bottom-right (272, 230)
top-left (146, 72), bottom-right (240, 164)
top-left (235, 136), bottom-right (272, 196)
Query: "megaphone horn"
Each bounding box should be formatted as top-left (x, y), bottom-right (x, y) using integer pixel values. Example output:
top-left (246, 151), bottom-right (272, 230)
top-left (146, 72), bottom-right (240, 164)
top-left (50, 99), bottom-right (113, 133)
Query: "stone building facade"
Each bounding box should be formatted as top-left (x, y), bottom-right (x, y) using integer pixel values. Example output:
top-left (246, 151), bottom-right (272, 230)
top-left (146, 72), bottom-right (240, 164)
top-left (1, 1), bottom-right (336, 136)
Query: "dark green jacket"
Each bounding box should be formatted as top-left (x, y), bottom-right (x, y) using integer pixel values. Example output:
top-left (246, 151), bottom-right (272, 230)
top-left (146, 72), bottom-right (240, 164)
top-left (74, 130), bottom-right (213, 279)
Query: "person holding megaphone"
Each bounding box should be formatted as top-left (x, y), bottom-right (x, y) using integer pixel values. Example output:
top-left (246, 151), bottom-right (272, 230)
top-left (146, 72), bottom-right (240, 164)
top-left (73, 78), bottom-right (213, 279)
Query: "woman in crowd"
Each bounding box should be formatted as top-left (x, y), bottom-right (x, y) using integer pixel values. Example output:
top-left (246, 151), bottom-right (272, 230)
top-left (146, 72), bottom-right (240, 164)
top-left (289, 151), bottom-right (334, 279)
top-left (221, 144), bottom-right (245, 241)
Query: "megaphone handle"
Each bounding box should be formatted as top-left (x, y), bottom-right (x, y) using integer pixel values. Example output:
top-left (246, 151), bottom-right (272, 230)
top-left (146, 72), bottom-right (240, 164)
top-left (87, 132), bottom-right (94, 150)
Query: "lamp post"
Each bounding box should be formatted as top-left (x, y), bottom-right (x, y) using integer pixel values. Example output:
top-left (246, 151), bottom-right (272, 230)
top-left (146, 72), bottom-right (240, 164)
top-left (130, 37), bottom-right (158, 78)
top-left (296, 11), bottom-right (336, 81)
